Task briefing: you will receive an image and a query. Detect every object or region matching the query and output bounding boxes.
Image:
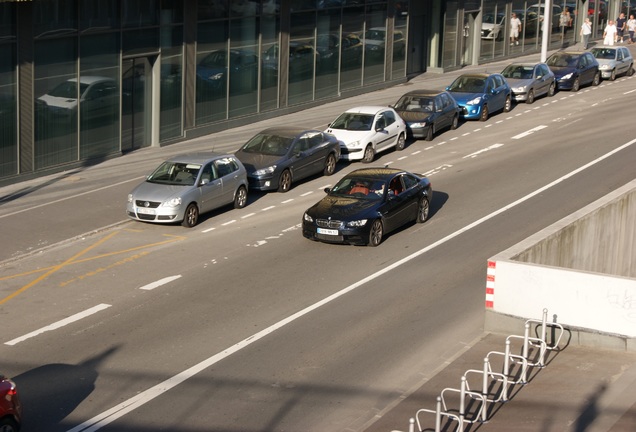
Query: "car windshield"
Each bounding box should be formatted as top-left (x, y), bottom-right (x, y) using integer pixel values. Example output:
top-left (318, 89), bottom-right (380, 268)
top-left (147, 161), bottom-right (202, 186)
top-left (329, 177), bottom-right (386, 200)
top-left (48, 81), bottom-right (89, 99)
top-left (395, 96), bottom-right (435, 112)
top-left (501, 65), bottom-right (534, 79)
top-left (483, 13), bottom-right (504, 24)
top-left (447, 76), bottom-right (486, 93)
top-left (546, 54), bottom-right (577, 67)
top-left (200, 51), bottom-right (226, 67)
top-left (241, 133), bottom-right (294, 156)
top-left (365, 29), bottom-right (385, 40)
top-left (330, 113), bottom-right (374, 131)
top-left (590, 48), bottom-right (615, 60)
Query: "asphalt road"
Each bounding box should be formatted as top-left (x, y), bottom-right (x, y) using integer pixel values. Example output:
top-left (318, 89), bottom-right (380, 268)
top-left (1, 51), bottom-right (635, 431)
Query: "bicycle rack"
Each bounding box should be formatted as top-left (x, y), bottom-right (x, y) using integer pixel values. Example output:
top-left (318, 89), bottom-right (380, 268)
top-left (400, 309), bottom-right (565, 432)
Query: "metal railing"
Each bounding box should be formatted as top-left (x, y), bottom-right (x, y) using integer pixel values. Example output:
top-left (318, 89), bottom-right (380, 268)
top-left (394, 309), bottom-right (565, 432)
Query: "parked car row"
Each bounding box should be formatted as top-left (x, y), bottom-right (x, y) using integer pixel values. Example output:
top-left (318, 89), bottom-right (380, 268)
top-left (125, 45), bottom-right (633, 243)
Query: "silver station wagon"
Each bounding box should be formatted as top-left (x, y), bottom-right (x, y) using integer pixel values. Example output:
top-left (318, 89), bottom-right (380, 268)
top-left (127, 152), bottom-right (248, 227)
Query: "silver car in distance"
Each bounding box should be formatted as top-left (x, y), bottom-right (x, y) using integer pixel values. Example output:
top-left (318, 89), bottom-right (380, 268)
top-left (127, 152), bottom-right (249, 227)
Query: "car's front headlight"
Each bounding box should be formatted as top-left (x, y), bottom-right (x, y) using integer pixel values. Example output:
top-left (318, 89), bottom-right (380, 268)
top-left (127, 194), bottom-right (133, 203)
top-left (599, 64), bottom-right (610, 70)
top-left (561, 73), bottom-right (573, 80)
top-left (254, 165), bottom-right (276, 176)
top-left (303, 212), bottom-right (313, 223)
top-left (465, 97), bottom-right (482, 105)
top-left (346, 140), bottom-right (361, 147)
top-left (209, 73), bottom-right (224, 80)
top-left (513, 85), bottom-right (528, 93)
top-left (346, 219), bottom-right (368, 227)
top-left (162, 197), bottom-right (182, 208)
top-left (409, 122), bottom-right (427, 128)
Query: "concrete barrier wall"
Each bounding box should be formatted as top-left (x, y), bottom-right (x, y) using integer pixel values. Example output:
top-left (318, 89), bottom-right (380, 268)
top-left (486, 180), bottom-right (636, 349)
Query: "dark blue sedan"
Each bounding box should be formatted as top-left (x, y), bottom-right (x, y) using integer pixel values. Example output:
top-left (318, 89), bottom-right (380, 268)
top-left (446, 73), bottom-right (512, 121)
top-left (302, 168), bottom-right (432, 246)
top-left (546, 51), bottom-right (600, 92)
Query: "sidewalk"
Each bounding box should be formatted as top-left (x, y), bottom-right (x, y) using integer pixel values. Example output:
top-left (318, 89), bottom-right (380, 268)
top-left (363, 332), bottom-right (636, 432)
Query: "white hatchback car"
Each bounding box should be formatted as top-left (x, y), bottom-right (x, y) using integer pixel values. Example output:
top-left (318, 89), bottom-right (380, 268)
top-left (325, 106), bottom-right (407, 163)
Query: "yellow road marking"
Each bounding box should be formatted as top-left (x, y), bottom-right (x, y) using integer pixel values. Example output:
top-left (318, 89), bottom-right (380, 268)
top-left (0, 232), bottom-right (186, 304)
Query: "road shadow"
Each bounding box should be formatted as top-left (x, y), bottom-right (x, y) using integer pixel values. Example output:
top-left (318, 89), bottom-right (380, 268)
top-left (12, 346), bottom-right (118, 432)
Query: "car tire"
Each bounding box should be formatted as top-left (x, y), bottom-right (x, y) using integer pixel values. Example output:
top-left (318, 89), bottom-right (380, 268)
top-left (610, 69), bottom-right (616, 81)
top-left (628, 66), bottom-right (635, 76)
top-left (234, 185), bottom-right (248, 209)
top-left (503, 95), bottom-right (512, 112)
top-left (368, 219), bottom-right (383, 247)
top-left (526, 89), bottom-right (535, 104)
top-left (323, 153), bottom-right (337, 176)
top-left (182, 203), bottom-right (199, 228)
top-left (451, 114), bottom-right (459, 130)
top-left (396, 133), bottom-right (406, 151)
top-left (0, 418), bottom-right (19, 432)
top-left (593, 71), bottom-right (601, 86)
top-left (416, 196), bottom-right (430, 223)
top-left (572, 77), bottom-right (580, 92)
top-left (548, 82), bottom-right (556, 97)
top-left (425, 126), bottom-right (434, 141)
top-left (278, 169), bottom-right (292, 192)
top-left (479, 105), bottom-right (489, 122)
top-left (362, 145), bottom-right (375, 163)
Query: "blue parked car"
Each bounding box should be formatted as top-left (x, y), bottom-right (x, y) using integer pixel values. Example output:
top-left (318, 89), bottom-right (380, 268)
top-left (446, 73), bottom-right (512, 121)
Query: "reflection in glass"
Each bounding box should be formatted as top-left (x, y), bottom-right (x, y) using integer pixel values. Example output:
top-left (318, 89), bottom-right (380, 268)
top-left (260, 13), bottom-right (279, 112)
top-left (0, 43), bottom-right (16, 177)
top-left (122, 0), bottom-right (159, 28)
top-left (198, 0), bottom-right (229, 20)
top-left (196, 21), bottom-right (229, 124)
top-left (79, 34), bottom-right (120, 160)
top-left (229, 16), bottom-right (259, 117)
top-left (161, 26), bottom-right (183, 140)
top-left (392, 1), bottom-right (408, 79)
top-left (34, 0), bottom-right (78, 38)
top-left (363, 4), bottom-right (387, 85)
top-left (34, 39), bottom-right (78, 169)
top-left (80, 0), bottom-right (120, 32)
top-left (341, 6), bottom-right (363, 90)
top-left (288, 12), bottom-right (316, 106)
top-left (315, 9), bottom-right (341, 99)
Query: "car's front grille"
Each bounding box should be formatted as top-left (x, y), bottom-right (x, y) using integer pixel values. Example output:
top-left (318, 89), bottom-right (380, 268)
top-left (317, 234), bottom-right (344, 242)
top-left (135, 200), bottom-right (161, 208)
top-left (136, 213), bottom-right (156, 221)
top-left (316, 219), bottom-right (343, 229)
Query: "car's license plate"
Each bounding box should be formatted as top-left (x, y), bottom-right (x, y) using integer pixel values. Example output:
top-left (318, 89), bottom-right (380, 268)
top-left (137, 207), bottom-right (156, 215)
top-left (317, 227), bottom-right (338, 236)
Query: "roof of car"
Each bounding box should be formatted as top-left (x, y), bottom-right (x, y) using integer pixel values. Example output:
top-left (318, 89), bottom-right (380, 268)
top-left (457, 72), bottom-right (497, 78)
top-left (69, 76), bottom-right (114, 84)
top-left (343, 106), bottom-right (394, 115)
top-left (347, 167), bottom-right (410, 179)
top-left (400, 89), bottom-right (448, 97)
top-left (168, 152), bottom-right (234, 165)
top-left (257, 127), bottom-right (321, 138)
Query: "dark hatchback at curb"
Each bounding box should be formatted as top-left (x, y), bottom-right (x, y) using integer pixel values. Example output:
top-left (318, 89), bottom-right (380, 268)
top-left (392, 89), bottom-right (461, 141)
top-left (235, 127), bottom-right (341, 193)
top-left (545, 51), bottom-right (600, 92)
top-left (302, 167), bottom-right (432, 246)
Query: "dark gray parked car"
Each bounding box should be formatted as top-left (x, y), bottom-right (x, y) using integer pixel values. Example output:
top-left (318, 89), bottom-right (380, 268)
top-left (127, 152), bottom-right (248, 227)
top-left (235, 127), bottom-right (340, 193)
top-left (392, 89), bottom-right (461, 141)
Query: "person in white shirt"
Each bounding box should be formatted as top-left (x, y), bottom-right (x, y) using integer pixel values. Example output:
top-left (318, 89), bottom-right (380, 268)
top-left (604, 20), bottom-right (617, 46)
top-left (580, 18), bottom-right (592, 49)
top-left (510, 12), bottom-right (522, 46)
top-left (627, 15), bottom-right (636, 44)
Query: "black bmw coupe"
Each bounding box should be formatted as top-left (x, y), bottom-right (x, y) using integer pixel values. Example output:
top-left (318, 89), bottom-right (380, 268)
top-left (302, 167), bottom-right (432, 246)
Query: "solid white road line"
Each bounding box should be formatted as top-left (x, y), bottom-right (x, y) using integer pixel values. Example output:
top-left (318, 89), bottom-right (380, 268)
top-left (139, 275), bottom-right (181, 291)
top-left (66, 138), bottom-right (636, 432)
top-left (5, 304), bottom-right (112, 346)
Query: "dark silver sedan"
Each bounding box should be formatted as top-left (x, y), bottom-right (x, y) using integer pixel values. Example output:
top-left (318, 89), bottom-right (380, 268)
top-left (393, 89), bottom-right (461, 141)
top-left (501, 62), bottom-right (556, 104)
top-left (127, 152), bottom-right (248, 227)
top-left (235, 127), bottom-right (340, 193)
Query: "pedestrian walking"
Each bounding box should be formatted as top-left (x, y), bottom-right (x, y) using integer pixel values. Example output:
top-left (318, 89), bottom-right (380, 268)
top-left (616, 13), bottom-right (627, 43)
top-left (510, 12), bottom-right (522, 46)
top-left (581, 18), bottom-right (592, 49)
top-left (604, 20), bottom-right (617, 46)
top-left (627, 14), bottom-right (636, 44)
top-left (560, 7), bottom-right (572, 35)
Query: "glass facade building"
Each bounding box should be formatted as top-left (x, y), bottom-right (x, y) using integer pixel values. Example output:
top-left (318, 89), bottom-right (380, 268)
top-left (0, 0), bottom-right (615, 184)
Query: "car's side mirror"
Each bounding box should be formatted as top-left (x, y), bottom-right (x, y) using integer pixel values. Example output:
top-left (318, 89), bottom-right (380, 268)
top-left (324, 187), bottom-right (331, 193)
top-left (200, 178), bottom-right (210, 186)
